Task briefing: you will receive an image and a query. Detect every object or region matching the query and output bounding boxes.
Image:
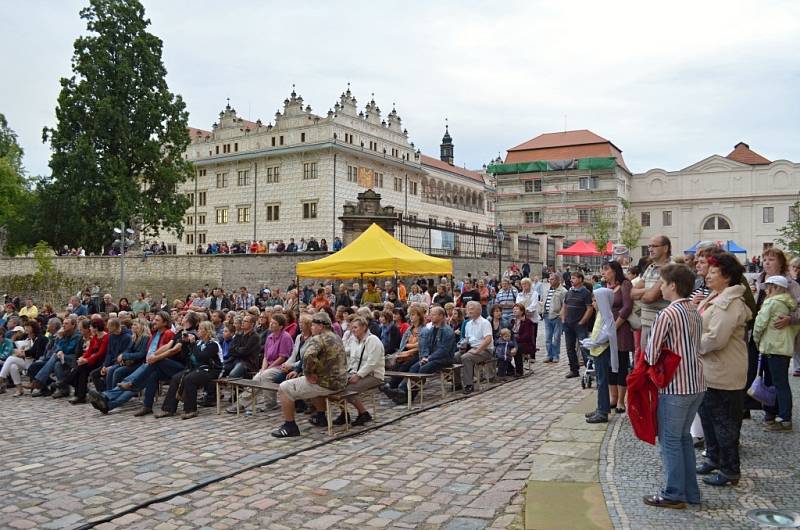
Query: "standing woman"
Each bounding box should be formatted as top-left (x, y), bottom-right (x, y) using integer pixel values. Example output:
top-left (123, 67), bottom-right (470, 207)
top-left (696, 253), bottom-right (751, 487)
top-left (791, 256), bottom-right (800, 377)
top-left (516, 278), bottom-right (540, 358)
top-left (511, 303), bottom-right (534, 376)
top-left (602, 260), bottom-right (634, 413)
top-left (642, 264), bottom-right (705, 509)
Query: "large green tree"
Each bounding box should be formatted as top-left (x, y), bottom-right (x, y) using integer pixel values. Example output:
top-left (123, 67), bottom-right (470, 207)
top-left (777, 200), bottom-right (800, 255)
top-left (0, 113), bottom-right (37, 254)
top-left (41, 0), bottom-right (191, 252)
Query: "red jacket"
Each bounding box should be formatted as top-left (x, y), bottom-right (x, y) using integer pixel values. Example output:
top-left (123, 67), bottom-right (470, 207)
top-left (82, 333), bottom-right (110, 367)
top-left (146, 328), bottom-right (175, 353)
top-left (626, 347), bottom-right (681, 445)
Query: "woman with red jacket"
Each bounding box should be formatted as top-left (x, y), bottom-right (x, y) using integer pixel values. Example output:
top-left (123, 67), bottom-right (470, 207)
top-left (55, 317), bottom-right (109, 404)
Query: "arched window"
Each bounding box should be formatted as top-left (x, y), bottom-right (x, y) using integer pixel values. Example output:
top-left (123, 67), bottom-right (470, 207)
top-left (702, 215), bottom-right (731, 230)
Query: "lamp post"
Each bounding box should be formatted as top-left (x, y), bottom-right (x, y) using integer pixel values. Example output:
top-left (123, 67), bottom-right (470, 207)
top-left (495, 223), bottom-right (505, 280)
top-left (113, 223), bottom-right (135, 297)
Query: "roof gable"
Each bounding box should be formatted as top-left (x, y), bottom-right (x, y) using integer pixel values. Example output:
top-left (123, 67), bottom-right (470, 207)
top-left (509, 129), bottom-right (614, 151)
top-left (681, 154), bottom-right (748, 172)
top-left (726, 142), bottom-right (771, 165)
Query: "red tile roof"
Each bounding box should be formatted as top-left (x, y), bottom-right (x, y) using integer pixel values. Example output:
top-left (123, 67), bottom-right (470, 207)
top-left (505, 129), bottom-right (629, 172)
top-left (188, 127), bottom-right (211, 139)
top-left (421, 154), bottom-right (484, 183)
top-left (236, 118), bottom-right (262, 131)
top-left (725, 142), bottom-right (771, 165)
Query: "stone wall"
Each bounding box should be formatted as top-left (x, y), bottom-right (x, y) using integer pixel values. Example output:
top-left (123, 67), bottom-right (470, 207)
top-left (0, 254), bottom-right (542, 300)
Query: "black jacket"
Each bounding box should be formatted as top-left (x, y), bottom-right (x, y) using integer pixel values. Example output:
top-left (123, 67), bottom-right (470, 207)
top-left (228, 331), bottom-right (261, 369)
top-left (208, 296), bottom-right (232, 311)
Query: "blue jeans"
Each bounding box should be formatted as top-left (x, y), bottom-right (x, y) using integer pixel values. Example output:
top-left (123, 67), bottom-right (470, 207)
top-left (35, 355), bottom-right (72, 386)
top-left (543, 317), bottom-right (562, 360)
top-left (563, 321), bottom-right (588, 372)
top-left (765, 354), bottom-right (792, 422)
top-left (657, 392), bottom-right (705, 504)
top-left (106, 364), bottom-right (136, 389)
top-left (593, 348), bottom-right (611, 416)
top-left (399, 358), bottom-right (450, 392)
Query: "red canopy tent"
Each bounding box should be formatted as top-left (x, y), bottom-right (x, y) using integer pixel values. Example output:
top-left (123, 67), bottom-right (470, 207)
top-left (557, 240), bottom-right (613, 256)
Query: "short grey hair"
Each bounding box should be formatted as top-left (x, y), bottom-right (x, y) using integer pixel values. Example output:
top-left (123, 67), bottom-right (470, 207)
top-left (48, 317), bottom-right (62, 331)
top-left (466, 301), bottom-right (481, 311)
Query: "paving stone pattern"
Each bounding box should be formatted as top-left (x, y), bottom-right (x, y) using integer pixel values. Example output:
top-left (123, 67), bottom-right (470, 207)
top-left (602, 376), bottom-right (800, 530)
top-left (0, 336), bottom-right (589, 529)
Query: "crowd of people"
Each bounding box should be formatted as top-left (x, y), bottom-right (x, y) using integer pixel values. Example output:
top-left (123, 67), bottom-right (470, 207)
top-left (195, 236), bottom-right (344, 255)
top-left (2, 239), bottom-right (798, 505)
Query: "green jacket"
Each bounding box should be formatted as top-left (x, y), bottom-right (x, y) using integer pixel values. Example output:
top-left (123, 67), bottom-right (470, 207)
top-left (753, 293), bottom-right (800, 357)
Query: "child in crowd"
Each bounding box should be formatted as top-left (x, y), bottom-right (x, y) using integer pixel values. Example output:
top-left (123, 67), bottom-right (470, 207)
top-left (495, 328), bottom-right (516, 378)
top-left (752, 276), bottom-right (799, 432)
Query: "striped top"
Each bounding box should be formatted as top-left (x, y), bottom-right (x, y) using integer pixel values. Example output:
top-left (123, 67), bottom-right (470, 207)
top-left (645, 298), bottom-right (705, 395)
top-left (543, 288), bottom-right (555, 314)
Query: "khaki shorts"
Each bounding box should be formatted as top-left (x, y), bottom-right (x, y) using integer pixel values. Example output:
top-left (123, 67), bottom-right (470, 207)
top-left (279, 376), bottom-right (337, 401)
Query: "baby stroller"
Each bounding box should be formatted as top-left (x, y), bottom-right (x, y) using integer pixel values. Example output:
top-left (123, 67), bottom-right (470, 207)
top-left (581, 356), bottom-right (595, 389)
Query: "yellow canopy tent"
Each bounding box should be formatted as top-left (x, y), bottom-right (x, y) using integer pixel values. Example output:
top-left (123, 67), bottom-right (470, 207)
top-left (296, 223), bottom-right (453, 279)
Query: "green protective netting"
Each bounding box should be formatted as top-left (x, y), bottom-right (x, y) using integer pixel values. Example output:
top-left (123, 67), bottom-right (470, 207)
top-left (576, 157), bottom-right (616, 170)
top-left (488, 156), bottom-right (616, 174)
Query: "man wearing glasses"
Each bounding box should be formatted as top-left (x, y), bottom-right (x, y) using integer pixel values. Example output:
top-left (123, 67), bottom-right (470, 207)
top-left (632, 236), bottom-right (672, 351)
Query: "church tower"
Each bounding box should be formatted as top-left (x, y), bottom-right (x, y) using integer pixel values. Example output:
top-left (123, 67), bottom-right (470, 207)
top-left (440, 122), bottom-right (454, 165)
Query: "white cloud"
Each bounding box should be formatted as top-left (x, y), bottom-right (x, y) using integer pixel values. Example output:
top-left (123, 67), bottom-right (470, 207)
top-left (2, 0), bottom-right (798, 177)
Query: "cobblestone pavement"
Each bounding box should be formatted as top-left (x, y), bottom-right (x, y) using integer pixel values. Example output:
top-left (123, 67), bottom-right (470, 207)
top-left (0, 339), bottom-right (591, 529)
top-left (602, 376), bottom-right (800, 529)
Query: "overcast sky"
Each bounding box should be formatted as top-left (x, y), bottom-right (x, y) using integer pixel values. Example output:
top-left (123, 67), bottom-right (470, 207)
top-left (3, 0), bottom-right (799, 178)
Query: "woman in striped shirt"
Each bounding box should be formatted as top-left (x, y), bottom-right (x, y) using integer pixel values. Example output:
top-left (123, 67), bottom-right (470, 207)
top-left (643, 264), bottom-right (705, 510)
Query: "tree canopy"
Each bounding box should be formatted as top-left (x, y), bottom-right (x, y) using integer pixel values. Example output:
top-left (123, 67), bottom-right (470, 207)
top-left (41, 0), bottom-right (192, 252)
top-left (0, 113), bottom-right (37, 255)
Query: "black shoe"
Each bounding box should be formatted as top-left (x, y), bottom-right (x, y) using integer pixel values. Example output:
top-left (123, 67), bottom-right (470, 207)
top-left (615, 407), bottom-right (626, 414)
top-left (271, 422), bottom-right (300, 438)
top-left (585, 410), bottom-right (599, 418)
top-left (332, 412), bottom-right (349, 426)
top-left (87, 390), bottom-right (109, 414)
top-left (308, 411), bottom-right (327, 426)
top-left (352, 412), bottom-right (373, 426)
top-left (586, 413), bottom-right (608, 424)
top-left (695, 462), bottom-right (717, 475)
top-left (463, 385), bottom-right (474, 395)
top-left (642, 495), bottom-right (686, 510)
top-left (133, 407), bottom-right (153, 417)
top-left (702, 473), bottom-right (738, 487)
top-left (68, 397), bottom-right (86, 405)
top-left (565, 371), bottom-right (579, 379)
top-left (51, 388), bottom-right (68, 399)
top-left (199, 399), bottom-right (216, 408)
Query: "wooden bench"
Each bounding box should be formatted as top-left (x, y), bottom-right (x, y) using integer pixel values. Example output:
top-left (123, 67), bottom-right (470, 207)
top-left (475, 359), bottom-right (497, 390)
top-left (439, 363), bottom-right (464, 397)
top-left (228, 379), bottom-right (280, 417)
top-left (384, 371), bottom-right (439, 410)
top-left (211, 378), bottom-right (243, 414)
top-left (324, 380), bottom-right (382, 436)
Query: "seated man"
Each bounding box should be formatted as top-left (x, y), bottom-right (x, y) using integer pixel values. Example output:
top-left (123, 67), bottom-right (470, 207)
top-left (25, 316), bottom-right (81, 395)
top-left (387, 306), bottom-right (455, 405)
top-left (456, 301), bottom-right (494, 394)
top-left (271, 311), bottom-right (348, 438)
top-left (333, 315), bottom-right (384, 426)
top-left (87, 312), bottom-right (175, 415)
top-left (89, 318), bottom-right (131, 392)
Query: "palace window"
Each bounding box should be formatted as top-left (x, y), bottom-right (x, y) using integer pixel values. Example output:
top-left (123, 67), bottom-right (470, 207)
top-left (524, 211), bottom-right (542, 224)
top-left (524, 181), bottom-right (533, 192)
top-left (763, 207), bottom-right (774, 224)
top-left (266, 204), bottom-right (280, 222)
top-left (394, 177), bottom-right (403, 192)
top-left (198, 191), bottom-right (207, 206)
top-left (641, 211), bottom-right (650, 227)
top-left (198, 213), bottom-right (206, 225)
top-left (702, 215), bottom-right (731, 230)
top-left (237, 170), bottom-right (249, 186)
top-left (409, 181), bottom-right (418, 195)
top-left (347, 165), bottom-right (357, 183)
top-left (237, 206), bottom-right (251, 224)
top-left (266, 166), bottom-right (280, 183)
top-left (579, 176), bottom-right (599, 190)
top-left (198, 233), bottom-right (206, 245)
top-left (578, 209), bottom-right (590, 223)
top-left (373, 173), bottom-right (384, 188)
top-left (303, 162), bottom-right (318, 180)
top-left (302, 201), bottom-right (318, 219)
top-left (300, 132), bottom-right (306, 142)
top-left (662, 210), bottom-right (672, 227)
top-left (216, 172), bottom-right (228, 188)
top-left (215, 207), bottom-right (228, 224)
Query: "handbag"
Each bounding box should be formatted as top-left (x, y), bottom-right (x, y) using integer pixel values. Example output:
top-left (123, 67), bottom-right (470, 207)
top-left (627, 310), bottom-right (642, 331)
top-left (747, 354), bottom-right (776, 407)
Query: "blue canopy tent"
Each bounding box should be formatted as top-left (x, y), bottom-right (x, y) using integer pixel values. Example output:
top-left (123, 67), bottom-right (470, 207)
top-left (684, 240), bottom-right (747, 254)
